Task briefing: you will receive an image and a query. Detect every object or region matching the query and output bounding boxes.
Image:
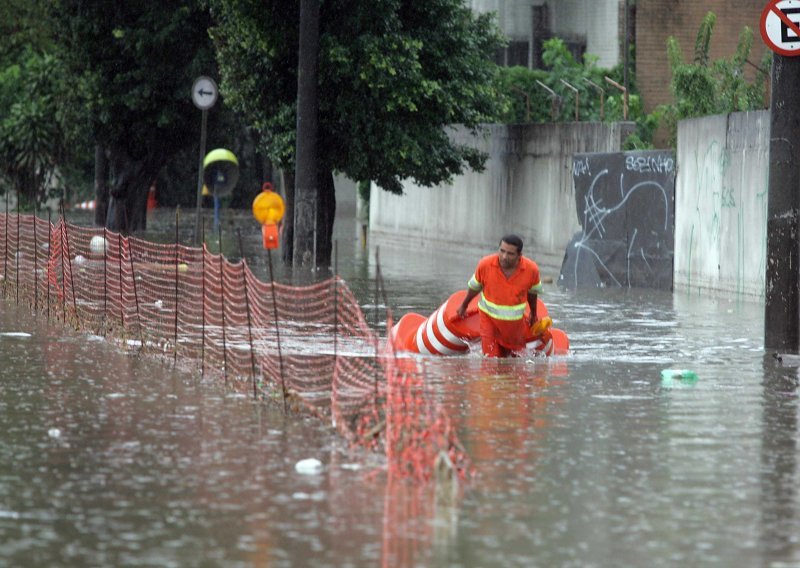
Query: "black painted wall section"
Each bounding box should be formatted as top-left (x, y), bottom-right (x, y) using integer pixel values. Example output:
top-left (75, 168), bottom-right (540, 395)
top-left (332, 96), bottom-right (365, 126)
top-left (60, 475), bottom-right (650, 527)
top-left (559, 150), bottom-right (676, 290)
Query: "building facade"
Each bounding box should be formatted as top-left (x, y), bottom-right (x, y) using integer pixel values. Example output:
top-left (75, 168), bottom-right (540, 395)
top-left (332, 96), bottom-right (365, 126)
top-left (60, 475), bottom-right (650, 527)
top-left (469, 0), bottom-right (624, 69)
top-left (471, 1), bottom-right (770, 117)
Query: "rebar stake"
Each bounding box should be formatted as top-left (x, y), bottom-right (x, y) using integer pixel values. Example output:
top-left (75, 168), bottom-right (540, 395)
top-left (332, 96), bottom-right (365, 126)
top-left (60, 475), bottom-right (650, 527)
top-left (218, 222), bottom-right (228, 385)
top-left (237, 229), bottom-right (258, 400)
top-left (267, 246), bottom-right (287, 413)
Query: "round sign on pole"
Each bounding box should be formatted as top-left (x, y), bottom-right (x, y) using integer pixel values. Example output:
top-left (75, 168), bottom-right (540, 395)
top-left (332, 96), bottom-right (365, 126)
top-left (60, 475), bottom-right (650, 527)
top-left (192, 76), bottom-right (218, 109)
top-left (761, 0), bottom-right (800, 56)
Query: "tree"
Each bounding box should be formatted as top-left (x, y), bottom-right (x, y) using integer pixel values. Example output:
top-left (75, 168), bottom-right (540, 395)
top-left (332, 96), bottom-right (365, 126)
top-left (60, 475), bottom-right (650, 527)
top-left (0, 0), bottom-right (53, 65)
top-left (494, 39), bottom-right (658, 150)
top-left (48, 1), bottom-right (218, 233)
top-left (659, 12), bottom-right (770, 147)
top-left (209, 0), bottom-right (505, 267)
top-left (0, 2), bottom-right (85, 210)
top-left (496, 39), bottom-right (622, 124)
top-left (0, 52), bottom-right (75, 209)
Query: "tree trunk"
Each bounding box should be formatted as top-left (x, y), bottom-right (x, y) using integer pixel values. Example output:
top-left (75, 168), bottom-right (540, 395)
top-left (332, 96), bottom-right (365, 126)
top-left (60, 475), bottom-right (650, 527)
top-left (293, 0), bottom-right (320, 275)
top-left (105, 144), bottom-right (161, 234)
top-left (316, 167), bottom-right (335, 269)
top-left (281, 170), bottom-right (295, 265)
top-left (282, 167), bottom-right (336, 271)
top-left (93, 144), bottom-right (109, 226)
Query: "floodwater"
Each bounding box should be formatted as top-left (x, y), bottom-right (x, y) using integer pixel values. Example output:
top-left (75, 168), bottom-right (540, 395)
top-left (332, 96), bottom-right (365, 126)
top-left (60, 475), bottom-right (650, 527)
top-left (1, 207), bottom-right (799, 567)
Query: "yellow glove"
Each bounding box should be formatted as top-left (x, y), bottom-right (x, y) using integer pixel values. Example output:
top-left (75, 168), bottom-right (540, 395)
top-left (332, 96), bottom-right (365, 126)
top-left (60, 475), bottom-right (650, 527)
top-left (530, 316), bottom-right (552, 337)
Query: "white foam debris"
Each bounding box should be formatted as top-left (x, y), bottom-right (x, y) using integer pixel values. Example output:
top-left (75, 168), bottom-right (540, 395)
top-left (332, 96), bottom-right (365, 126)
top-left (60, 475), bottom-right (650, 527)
top-left (294, 458), bottom-right (323, 475)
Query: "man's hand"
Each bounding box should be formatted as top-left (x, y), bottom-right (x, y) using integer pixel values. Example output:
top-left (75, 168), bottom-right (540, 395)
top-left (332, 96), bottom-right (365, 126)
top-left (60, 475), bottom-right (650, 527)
top-left (456, 288), bottom-right (480, 319)
top-left (530, 317), bottom-right (553, 337)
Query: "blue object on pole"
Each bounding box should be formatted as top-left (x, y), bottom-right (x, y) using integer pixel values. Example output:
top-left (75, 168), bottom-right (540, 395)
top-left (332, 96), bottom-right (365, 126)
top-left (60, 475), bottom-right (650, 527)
top-left (213, 195), bottom-right (220, 231)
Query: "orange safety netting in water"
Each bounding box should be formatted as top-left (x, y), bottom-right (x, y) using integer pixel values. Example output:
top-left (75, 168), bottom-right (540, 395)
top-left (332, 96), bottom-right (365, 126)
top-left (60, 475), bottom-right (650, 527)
top-left (0, 212), bottom-right (471, 482)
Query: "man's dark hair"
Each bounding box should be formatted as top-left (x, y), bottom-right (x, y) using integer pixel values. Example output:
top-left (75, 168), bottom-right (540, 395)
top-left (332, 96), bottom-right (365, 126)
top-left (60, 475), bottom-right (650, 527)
top-left (500, 234), bottom-right (523, 253)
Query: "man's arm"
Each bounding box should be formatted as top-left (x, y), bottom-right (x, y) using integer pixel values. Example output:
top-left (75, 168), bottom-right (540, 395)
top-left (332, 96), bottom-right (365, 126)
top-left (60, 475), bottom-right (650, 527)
top-left (527, 291), bottom-right (538, 325)
top-left (456, 288), bottom-right (480, 319)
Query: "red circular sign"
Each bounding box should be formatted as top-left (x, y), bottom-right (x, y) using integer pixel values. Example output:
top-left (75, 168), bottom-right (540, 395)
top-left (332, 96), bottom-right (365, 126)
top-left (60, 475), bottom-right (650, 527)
top-left (761, 0), bottom-right (800, 56)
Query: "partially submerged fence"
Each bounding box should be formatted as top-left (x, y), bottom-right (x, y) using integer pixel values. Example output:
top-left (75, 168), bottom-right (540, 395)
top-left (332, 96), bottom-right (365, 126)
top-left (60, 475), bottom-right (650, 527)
top-left (0, 211), bottom-right (470, 483)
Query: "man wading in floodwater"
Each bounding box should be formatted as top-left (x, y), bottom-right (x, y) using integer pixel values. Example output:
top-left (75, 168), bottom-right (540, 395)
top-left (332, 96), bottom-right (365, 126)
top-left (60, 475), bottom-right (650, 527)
top-left (456, 235), bottom-right (543, 357)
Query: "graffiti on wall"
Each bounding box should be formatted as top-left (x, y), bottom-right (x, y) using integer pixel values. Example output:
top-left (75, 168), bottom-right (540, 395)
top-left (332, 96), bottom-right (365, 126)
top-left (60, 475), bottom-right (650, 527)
top-left (559, 150), bottom-right (676, 290)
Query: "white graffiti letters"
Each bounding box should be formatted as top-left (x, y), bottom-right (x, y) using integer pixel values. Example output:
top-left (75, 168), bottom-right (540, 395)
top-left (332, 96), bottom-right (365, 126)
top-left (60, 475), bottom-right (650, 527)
top-left (625, 154), bottom-right (675, 174)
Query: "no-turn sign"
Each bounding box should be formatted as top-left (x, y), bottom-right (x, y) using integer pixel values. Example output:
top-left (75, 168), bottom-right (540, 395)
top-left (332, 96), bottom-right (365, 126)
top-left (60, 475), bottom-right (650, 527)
top-left (761, 0), bottom-right (800, 56)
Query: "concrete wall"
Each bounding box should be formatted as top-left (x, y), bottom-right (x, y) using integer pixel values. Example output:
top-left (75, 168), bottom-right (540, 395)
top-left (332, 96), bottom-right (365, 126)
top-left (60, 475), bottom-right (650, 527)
top-left (369, 122), bottom-right (634, 268)
top-left (334, 173), bottom-right (356, 210)
top-left (370, 111), bottom-right (770, 299)
top-left (561, 150), bottom-right (675, 290)
top-left (674, 110), bottom-right (770, 299)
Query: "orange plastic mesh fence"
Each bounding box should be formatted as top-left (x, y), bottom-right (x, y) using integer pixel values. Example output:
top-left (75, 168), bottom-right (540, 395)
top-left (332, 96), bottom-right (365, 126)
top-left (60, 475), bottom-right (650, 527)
top-left (0, 212), bottom-right (471, 481)
top-left (382, 346), bottom-right (474, 483)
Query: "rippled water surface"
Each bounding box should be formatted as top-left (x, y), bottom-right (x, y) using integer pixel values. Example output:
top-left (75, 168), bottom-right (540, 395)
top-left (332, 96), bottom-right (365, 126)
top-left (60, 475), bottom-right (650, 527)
top-left (1, 209), bottom-right (798, 567)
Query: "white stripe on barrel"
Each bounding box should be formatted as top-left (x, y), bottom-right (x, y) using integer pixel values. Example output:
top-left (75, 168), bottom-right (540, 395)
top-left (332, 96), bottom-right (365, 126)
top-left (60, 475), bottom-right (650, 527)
top-left (423, 307), bottom-right (462, 355)
top-left (436, 307), bottom-right (469, 350)
top-left (415, 319), bottom-right (434, 354)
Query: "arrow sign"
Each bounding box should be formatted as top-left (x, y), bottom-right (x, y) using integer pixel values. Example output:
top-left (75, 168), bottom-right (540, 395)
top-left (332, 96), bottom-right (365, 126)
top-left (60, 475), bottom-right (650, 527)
top-left (761, 0), bottom-right (800, 56)
top-left (191, 76), bottom-right (218, 110)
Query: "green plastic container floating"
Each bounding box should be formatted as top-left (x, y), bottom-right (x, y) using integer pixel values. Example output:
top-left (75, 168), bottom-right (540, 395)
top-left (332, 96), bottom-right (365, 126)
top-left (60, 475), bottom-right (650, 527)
top-left (660, 369), bottom-right (699, 388)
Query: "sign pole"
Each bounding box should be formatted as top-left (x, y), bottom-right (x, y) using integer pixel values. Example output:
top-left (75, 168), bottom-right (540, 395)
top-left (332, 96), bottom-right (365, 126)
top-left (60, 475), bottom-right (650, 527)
top-left (193, 108), bottom-right (208, 245)
top-left (761, 0), bottom-right (800, 56)
top-left (764, 53), bottom-right (800, 352)
top-left (762, 1), bottom-right (800, 351)
top-left (190, 76), bottom-right (218, 245)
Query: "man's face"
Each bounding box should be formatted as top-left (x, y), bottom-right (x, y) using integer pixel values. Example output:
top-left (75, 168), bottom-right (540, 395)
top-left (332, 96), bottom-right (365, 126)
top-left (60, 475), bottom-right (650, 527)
top-left (498, 241), bottom-right (521, 270)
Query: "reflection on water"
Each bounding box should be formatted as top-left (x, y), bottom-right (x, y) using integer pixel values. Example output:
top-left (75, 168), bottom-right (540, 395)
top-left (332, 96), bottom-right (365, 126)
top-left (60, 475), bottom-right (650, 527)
top-left (1, 208), bottom-right (799, 566)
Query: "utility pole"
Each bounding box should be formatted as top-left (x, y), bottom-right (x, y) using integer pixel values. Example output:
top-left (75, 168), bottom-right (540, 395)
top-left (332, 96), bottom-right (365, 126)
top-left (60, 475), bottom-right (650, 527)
top-left (764, 53), bottom-right (800, 352)
top-left (293, 0), bottom-right (320, 275)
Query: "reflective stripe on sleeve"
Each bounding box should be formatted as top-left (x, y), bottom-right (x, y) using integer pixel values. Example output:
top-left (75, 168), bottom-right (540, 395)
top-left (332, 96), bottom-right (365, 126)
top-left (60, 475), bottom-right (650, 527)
top-left (468, 275), bottom-right (482, 291)
top-left (530, 282), bottom-right (543, 294)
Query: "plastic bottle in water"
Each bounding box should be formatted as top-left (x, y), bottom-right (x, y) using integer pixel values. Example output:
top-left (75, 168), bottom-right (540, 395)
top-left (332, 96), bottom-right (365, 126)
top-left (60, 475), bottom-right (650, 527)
top-left (660, 369), bottom-right (699, 388)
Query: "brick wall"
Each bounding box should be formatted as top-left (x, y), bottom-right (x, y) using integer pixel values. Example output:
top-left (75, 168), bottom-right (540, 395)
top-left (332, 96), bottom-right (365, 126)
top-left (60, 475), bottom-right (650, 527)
top-left (636, 0), bottom-right (770, 114)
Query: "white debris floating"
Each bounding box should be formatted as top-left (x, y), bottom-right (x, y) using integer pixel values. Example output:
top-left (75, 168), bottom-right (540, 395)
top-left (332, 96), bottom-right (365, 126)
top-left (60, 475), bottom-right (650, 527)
top-left (89, 235), bottom-right (108, 255)
top-left (294, 458), bottom-right (323, 475)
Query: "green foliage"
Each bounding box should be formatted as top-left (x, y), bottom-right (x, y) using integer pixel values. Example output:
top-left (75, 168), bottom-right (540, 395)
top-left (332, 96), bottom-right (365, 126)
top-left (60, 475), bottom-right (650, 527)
top-left (494, 65), bottom-right (551, 123)
top-left (0, 51), bottom-right (88, 209)
top-left (0, 1), bottom-right (53, 66)
top-left (210, 0), bottom-right (506, 194)
top-left (357, 180), bottom-right (371, 204)
top-left (659, 12), bottom-right (770, 147)
top-left (49, 1), bottom-right (218, 159)
top-left (693, 11), bottom-right (715, 66)
top-left (494, 38), bottom-right (629, 125)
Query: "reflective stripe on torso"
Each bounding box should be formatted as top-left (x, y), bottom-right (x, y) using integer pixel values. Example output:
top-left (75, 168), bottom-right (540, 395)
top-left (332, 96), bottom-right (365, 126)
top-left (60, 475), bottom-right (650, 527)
top-left (468, 254), bottom-right (541, 321)
top-left (478, 295), bottom-right (527, 320)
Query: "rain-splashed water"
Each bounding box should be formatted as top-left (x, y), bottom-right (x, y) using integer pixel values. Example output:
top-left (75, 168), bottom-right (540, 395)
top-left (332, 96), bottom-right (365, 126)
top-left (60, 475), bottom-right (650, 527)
top-left (0, 208), bottom-right (798, 567)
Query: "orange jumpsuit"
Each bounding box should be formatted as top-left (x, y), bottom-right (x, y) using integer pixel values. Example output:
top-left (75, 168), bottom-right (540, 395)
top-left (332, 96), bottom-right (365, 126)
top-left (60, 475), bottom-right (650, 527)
top-left (468, 254), bottom-right (543, 357)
